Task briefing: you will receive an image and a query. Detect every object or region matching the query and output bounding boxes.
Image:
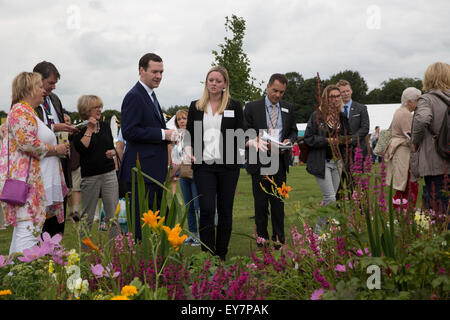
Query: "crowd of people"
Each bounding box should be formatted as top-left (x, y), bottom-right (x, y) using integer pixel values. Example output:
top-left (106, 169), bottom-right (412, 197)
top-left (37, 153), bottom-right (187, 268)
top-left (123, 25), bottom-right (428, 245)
top-left (0, 56), bottom-right (448, 262)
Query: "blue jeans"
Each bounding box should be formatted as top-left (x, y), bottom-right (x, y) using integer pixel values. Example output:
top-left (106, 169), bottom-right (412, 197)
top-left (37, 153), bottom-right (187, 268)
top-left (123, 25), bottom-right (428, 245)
top-left (179, 178), bottom-right (200, 234)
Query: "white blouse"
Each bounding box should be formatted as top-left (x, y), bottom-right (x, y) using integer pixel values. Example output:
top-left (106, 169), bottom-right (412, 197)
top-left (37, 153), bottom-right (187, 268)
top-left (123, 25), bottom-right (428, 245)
top-left (202, 103), bottom-right (223, 162)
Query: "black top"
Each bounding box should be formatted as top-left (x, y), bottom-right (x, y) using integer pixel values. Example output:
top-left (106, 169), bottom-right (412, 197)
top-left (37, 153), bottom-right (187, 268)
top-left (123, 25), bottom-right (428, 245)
top-left (73, 121), bottom-right (115, 178)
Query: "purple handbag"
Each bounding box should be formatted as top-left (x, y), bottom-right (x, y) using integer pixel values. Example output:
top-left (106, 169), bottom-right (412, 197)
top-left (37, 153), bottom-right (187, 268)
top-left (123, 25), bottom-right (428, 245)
top-left (0, 126), bottom-right (31, 206)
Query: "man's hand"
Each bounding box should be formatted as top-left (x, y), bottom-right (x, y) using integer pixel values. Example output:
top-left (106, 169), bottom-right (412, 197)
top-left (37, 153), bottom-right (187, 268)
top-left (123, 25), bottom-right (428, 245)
top-left (53, 123), bottom-right (79, 134)
top-left (164, 129), bottom-right (178, 142)
top-left (247, 138), bottom-right (269, 152)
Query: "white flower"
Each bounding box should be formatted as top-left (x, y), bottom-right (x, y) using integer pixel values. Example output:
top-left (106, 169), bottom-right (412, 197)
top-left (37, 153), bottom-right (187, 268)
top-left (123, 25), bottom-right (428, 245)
top-left (70, 278), bottom-right (89, 298)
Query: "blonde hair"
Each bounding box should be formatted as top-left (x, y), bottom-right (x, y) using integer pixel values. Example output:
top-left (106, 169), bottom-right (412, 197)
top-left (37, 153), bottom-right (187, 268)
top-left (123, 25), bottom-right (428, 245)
top-left (336, 79), bottom-right (351, 89)
top-left (175, 109), bottom-right (188, 128)
top-left (422, 62), bottom-right (450, 92)
top-left (77, 95), bottom-right (103, 120)
top-left (11, 72), bottom-right (42, 105)
top-left (195, 66), bottom-right (230, 114)
top-left (320, 85), bottom-right (343, 113)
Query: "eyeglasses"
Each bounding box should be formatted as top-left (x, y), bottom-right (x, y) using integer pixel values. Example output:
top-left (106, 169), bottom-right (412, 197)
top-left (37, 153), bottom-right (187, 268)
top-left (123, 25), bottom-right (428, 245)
top-left (93, 105), bottom-right (103, 110)
top-left (329, 95), bottom-right (341, 99)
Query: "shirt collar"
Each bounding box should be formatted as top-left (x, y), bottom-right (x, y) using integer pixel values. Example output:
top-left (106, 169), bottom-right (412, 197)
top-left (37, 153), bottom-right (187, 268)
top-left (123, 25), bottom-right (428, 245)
top-left (343, 98), bottom-right (352, 108)
top-left (265, 96), bottom-right (279, 109)
top-left (139, 80), bottom-right (154, 97)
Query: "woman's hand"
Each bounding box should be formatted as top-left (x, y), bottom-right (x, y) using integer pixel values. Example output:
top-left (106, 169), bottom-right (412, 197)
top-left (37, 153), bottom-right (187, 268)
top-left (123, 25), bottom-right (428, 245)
top-left (105, 149), bottom-right (115, 159)
top-left (54, 143), bottom-right (69, 157)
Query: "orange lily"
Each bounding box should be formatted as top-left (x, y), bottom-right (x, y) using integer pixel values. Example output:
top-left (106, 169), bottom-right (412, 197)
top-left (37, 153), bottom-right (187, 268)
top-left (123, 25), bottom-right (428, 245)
top-left (277, 182), bottom-right (293, 199)
top-left (162, 224), bottom-right (187, 251)
top-left (82, 237), bottom-right (100, 252)
top-left (141, 210), bottom-right (165, 231)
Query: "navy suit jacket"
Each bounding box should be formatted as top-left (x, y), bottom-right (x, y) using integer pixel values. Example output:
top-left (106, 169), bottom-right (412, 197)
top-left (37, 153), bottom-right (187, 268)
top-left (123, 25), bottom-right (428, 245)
top-left (119, 81), bottom-right (168, 184)
top-left (347, 100), bottom-right (370, 155)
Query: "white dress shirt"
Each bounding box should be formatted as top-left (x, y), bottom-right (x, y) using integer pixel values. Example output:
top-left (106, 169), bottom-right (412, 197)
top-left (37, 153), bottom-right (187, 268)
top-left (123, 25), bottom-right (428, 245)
top-left (202, 103), bottom-right (222, 161)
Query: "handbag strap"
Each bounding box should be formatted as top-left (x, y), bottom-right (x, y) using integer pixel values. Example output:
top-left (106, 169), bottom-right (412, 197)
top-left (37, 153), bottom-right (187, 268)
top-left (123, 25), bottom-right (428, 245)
top-left (6, 117), bottom-right (32, 183)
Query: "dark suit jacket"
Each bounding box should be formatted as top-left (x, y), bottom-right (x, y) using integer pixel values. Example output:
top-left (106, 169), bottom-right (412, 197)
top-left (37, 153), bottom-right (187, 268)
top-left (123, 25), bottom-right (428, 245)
top-left (34, 92), bottom-right (72, 188)
top-left (243, 98), bottom-right (298, 175)
top-left (347, 100), bottom-right (370, 155)
top-left (186, 98), bottom-right (244, 169)
top-left (119, 81), bottom-right (168, 184)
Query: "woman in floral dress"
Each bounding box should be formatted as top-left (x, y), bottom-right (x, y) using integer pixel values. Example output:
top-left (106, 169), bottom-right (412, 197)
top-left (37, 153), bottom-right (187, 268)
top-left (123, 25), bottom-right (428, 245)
top-left (0, 72), bottom-right (69, 254)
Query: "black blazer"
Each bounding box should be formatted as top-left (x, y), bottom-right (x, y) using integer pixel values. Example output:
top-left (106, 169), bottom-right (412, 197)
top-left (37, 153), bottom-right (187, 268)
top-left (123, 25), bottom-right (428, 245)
top-left (186, 98), bottom-right (244, 169)
top-left (347, 100), bottom-right (370, 155)
top-left (243, 98), bottom-right (298, 175)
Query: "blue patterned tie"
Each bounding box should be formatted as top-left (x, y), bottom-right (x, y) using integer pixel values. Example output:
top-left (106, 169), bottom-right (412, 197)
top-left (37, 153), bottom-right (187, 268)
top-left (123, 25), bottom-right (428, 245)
top-left (344, 105), bottom-right (349, 118)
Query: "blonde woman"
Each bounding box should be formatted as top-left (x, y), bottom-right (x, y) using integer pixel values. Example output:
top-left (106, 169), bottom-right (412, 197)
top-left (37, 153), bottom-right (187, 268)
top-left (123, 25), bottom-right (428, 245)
top-left (0, 72), bottom-right (68, 253)
top-left (411, 62), bottom-right (450, 218)
top-left (72, 95), bottom-right (119, 243)
top-left (185, 66), bottom-right (244, 261)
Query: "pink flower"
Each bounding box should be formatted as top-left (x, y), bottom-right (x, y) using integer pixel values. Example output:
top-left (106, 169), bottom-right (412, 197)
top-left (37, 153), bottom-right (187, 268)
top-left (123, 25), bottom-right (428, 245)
top-left (90, 263), bottom-right (120, 278)
top-left (18, 245), bottom-right (49, 262)
top-left (311, 288), bottom-right (325, 300)
top-left (39, 232), bottom-right (62, 250)
top-left (334, 264), bottom-right (347, 272)
top-left (0, 255), bottom-right (13, 268)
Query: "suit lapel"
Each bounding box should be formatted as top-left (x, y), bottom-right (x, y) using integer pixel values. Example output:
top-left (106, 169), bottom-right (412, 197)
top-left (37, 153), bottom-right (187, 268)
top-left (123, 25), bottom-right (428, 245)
top-left (257, 99), bottom-right (268, 131)
top-left (136, 82), bottom-right (166, 127)
top-left (280, 101), bottom-right (289, 139)
top-left (49, 93), bottom-right (63, 123)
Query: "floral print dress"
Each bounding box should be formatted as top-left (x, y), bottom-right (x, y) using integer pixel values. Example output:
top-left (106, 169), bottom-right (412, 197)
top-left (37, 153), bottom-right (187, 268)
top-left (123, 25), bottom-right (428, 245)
top-left (0, 102), bottom-right (66, 227)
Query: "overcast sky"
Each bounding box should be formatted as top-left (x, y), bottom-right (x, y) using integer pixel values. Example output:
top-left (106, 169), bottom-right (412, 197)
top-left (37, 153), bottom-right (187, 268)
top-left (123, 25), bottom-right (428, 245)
top-left (0, 0), bottom-right (449, 113)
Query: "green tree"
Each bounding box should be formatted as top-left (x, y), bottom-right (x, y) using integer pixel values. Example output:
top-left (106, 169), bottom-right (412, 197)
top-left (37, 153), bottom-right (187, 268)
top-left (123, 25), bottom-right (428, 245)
top-left (296, 76), bottom-right (326, 123)
top-left (212, 15), bottom-right (263, 105)
top-left (326, 70), bottom-right (369, 102)
top-left (163, 105), bottom-right (189, 118)
top-left (378, 77), bottom-right (423, 104)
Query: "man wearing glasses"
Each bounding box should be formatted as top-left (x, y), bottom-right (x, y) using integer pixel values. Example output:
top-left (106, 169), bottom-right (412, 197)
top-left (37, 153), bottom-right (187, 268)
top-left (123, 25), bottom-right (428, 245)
top-left (33, 61), bottom-right (78, 237)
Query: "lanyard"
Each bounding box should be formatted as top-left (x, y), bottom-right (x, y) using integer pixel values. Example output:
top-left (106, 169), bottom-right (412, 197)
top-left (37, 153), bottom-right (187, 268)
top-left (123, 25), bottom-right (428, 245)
top-left (265, 104), bottom-right (280, 129)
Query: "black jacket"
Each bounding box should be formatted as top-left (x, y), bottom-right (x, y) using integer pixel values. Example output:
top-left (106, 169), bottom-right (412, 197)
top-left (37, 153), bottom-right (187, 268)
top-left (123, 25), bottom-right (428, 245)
top-left (186, 98), bottom-right (244, 169)
top-left (243, 98), bottom-right (298, 175)
top-left (304, 111), bottom-right (351, 179)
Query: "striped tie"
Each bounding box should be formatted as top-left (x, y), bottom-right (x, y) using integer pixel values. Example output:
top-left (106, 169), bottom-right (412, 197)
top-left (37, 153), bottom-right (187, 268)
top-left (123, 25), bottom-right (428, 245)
top-left (43, 96), bottom-right (54, 125)
top-left (269, 105), bottom-right (278, 129)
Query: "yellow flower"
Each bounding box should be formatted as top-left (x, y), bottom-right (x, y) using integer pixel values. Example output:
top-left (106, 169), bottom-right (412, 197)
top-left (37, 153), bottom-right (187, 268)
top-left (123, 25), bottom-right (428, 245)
top-left (162, 224), bottom-right (187, 251)
top-left (0, 290), bottom-right (12, 296)
top-left (142, 210), bottom-right (165, 231)
top-left (82, 237), bottom-right (100, 252)
top-left (48, 260), bottom-right (54, 274)
top-left (121, 285), bottom-right (138, 297)
top-left (277, 182), bottom-right (293, 198)
top-left (110, 295), bottom-right (130, 300)
top-left (115, 202), bottom-right (121, 218)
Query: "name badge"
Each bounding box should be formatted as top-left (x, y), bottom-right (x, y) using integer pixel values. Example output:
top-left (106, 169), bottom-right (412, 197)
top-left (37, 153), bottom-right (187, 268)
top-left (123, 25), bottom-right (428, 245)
top-left (224, 110), bottom-right (235, 118)
top-left (48, 115), bottom-right (54, 120)
top-left (281, 108), bottom-right (289, 113)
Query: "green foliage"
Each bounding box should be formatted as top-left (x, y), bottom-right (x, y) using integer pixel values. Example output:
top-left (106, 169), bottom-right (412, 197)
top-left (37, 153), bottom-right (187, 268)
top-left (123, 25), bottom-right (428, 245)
top-left (212, 15), bottom-right (263, 105)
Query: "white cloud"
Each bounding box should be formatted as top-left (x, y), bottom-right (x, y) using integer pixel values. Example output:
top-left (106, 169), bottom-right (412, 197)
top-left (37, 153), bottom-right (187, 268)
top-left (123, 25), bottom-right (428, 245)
top-left (0, 0), bottom-right (449, 112)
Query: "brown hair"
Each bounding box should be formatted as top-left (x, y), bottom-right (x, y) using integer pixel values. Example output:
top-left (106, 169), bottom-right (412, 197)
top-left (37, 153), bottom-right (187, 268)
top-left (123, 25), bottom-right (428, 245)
top-left (139, 53), bottom-right (163, 72)
top-left (268, 73), bottom-right (288, 86)
top-left (11, 72), bottom-right (42, 105)
top-left (422, 62), bottom-right (450, 92)
top-left (77, 95), bottom-right (103, 120)
top-left (320, 84), bottom-right (343, 113)
top-left (33, 61), bottom-right (60, 80)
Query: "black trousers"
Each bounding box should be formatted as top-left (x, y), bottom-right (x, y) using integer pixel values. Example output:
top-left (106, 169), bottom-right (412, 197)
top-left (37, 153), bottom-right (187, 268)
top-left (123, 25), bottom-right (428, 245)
top-left (127, 182), bottom-right (163, 241)
top-left (42, 197), bottom-right (67, 236)
top-left (251, 157), bottom-right (286, 244)
top-left (194, 164), bottom-right (240, 260)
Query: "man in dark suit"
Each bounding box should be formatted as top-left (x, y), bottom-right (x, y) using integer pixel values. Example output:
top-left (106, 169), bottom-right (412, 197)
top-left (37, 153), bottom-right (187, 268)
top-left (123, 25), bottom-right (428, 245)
top-left (336, 79), bottom-right (370, 200)
top-left (119, 53), bottom-right (177, 240)
top-left (33, 61), bottom-right (77, 236)
top-left (244, 73), bottom-right (298, 247)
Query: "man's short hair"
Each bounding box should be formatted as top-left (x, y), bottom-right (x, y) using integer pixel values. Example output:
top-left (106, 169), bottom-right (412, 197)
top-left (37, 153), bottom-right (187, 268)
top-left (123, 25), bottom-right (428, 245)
top-left (268, 73), bottom-right (288, 86)
top-left (336, 79), bottom-right (351, 88)
top-left (33, 61), bottom-right (60, 80)
top-left (139, 53), bottom-right (163, 71)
